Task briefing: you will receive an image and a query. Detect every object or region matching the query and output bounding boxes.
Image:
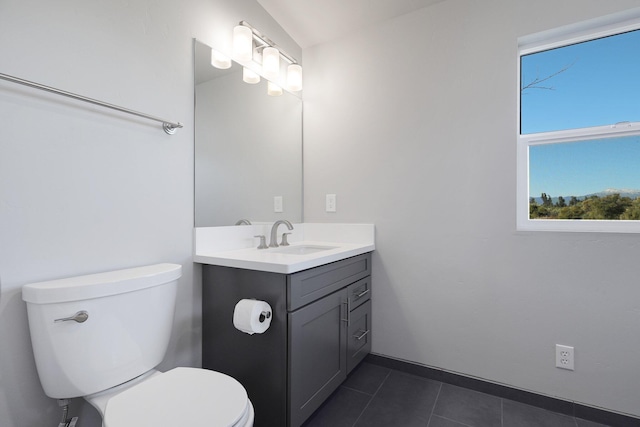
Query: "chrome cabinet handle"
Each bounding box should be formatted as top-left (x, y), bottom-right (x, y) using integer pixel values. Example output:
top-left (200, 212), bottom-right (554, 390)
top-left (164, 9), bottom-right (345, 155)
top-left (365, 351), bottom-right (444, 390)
top-left (54, 311), bottom-right (89, 323)
top-left (353, 329), bottom-right (370, 341)
top-left (353, 288), bottom-right (370, 299)
top-left (341, 300), bottom-right (351, 325)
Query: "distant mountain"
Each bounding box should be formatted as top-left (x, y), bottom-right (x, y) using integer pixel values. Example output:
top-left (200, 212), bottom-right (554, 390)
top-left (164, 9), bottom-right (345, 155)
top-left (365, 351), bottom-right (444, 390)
top-left (588, 188), bottom-right (640, 199)
top-left (532, 189), bottom-right (640, 204)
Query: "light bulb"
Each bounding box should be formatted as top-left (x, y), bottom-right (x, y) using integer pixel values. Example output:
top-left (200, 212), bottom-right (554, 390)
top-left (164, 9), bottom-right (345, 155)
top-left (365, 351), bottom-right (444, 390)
top-left (286, 64), bottom-right (302, 91)
top-left (267, 81), bottom-right (283, 96)
top-left (243, 67), bottom-right (260, 84)
top-left (210, 49), bottom-right (231, 69)
top-left (233, 25), bottom-right (253, 62)
top-left (262, 47), bottom-right (280, 80)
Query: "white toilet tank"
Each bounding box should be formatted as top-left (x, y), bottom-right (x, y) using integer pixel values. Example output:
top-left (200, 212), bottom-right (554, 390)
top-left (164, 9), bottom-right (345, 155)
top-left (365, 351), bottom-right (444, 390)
top-left (22, 263), bottom-right (182, 399)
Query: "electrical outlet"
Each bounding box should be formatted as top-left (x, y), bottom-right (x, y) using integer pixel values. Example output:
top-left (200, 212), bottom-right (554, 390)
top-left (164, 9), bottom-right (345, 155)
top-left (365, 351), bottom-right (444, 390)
top-left (326, 194), bottom-right (336, 212)
top-left (274, 196), bottom-right (283, 213)
top-left (556, 344), bottom-right (574, 370)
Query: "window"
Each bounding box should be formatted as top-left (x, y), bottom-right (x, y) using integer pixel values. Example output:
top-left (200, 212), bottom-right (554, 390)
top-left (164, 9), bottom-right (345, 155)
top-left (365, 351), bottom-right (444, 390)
top-left (517, 12), bottom-right (640, 232)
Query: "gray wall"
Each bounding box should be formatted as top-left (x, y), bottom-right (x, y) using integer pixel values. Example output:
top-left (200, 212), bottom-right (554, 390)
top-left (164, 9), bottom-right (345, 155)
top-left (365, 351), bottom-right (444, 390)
top-left (0, 1), bottom-right (298, 426)
top-left (303, 0), bottom-right (640, 418)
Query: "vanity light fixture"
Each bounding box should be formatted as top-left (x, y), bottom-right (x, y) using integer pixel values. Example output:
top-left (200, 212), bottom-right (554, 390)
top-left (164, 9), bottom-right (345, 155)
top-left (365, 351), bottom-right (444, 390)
top-left (267, 81), bottom-right (283, 96)
top-left (243, 67), bottom-right (260, 84)
top-left (286, 64), bottom-right (302, 92)
top-left (232, 25), bottom-right (253, 61)
top-left (210, 49), bottom-right (231, 69)
top-left (234, 21), bottom-right (303, 92)
top-left (262, 47), bottom-right (280, 80)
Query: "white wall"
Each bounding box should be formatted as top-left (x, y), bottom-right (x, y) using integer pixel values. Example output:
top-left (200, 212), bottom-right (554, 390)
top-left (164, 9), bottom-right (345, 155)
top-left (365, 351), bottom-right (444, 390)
top-left (0, 1), bottom-right (299, 426)
top-left (303, 0), bottom-right (640, 418)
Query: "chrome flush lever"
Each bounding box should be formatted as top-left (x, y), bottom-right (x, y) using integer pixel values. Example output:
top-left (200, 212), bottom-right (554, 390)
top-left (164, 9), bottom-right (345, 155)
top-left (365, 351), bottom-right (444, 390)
top-left (54, 311), bottom-right (89, 323)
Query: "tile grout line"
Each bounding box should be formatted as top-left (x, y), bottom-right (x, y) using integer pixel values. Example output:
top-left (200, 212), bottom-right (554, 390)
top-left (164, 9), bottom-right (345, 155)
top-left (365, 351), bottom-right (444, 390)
top-left (350, 369), bottom-right (392, 427)
top-left (372, 369), bottom-right (392, 395)
top-left (432, 416), bottom-right (475, 427)
top-left (340, 384), bottom-right (378, 396)
top-left (425, 381), bottom-right (443, 427)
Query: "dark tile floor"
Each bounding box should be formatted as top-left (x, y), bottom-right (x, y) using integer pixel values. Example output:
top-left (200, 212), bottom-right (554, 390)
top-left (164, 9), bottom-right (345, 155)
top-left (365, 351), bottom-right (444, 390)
top-left (302, 363), bottom-right (611, 427)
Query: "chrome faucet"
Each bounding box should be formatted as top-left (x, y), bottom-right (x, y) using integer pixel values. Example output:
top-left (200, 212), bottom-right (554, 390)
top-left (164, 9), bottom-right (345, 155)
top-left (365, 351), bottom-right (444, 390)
top-left (269, 220), bottom-right (294, 248)
top-left (235, 219), bottom-right (252, 225)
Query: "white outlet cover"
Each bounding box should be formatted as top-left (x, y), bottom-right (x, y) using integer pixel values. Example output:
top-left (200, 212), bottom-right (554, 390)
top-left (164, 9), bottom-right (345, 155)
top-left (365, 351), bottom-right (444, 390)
top-left (326, 194), bottom-right (336, 212)
top-left (555, 344), bottom-right (574, 371)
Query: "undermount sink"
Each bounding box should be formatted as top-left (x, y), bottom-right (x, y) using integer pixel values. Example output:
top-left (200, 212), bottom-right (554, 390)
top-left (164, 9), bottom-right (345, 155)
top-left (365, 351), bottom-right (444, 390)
top-left (271, 245), bottom-right (337, 255)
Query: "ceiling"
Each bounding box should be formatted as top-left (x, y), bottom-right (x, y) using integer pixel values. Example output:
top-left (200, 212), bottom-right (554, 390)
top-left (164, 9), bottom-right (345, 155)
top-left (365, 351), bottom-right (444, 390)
top-left (257, 0), bottom-right (446, 49)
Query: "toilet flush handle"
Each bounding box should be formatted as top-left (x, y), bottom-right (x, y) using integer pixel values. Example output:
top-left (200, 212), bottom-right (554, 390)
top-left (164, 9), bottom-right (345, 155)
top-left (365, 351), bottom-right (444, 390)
top-left (54, 310), bottom-right (89, 324)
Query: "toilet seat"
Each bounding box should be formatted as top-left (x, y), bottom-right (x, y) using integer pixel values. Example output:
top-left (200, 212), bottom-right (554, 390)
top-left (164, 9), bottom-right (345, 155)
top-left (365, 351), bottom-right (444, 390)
top-left (103, 367), bottom-right (253, 427)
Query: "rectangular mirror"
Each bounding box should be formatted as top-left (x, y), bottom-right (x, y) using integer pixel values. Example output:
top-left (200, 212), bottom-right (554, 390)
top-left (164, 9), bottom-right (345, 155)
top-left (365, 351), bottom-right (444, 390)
top-left (194, 39), bottom-right (303, 227)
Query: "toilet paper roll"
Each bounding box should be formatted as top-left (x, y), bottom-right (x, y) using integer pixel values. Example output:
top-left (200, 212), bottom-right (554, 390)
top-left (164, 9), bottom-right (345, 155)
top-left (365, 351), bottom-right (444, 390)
top-left (233, 299), bottom-right (272, 335)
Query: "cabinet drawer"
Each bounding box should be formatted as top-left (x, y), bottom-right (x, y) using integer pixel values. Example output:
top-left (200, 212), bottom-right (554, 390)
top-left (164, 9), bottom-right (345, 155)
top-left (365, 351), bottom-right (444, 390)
top-left (347, 277), bottom-right (370, 311)
top-left (288, 253), bottom-right (371, 311)
top-left (347, 300), bottom-right (372, 374)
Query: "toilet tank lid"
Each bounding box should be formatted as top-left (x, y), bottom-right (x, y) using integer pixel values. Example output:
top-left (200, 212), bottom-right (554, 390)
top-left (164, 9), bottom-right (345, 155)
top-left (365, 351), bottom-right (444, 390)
top-left (22, 263), bottom-right (182, 304)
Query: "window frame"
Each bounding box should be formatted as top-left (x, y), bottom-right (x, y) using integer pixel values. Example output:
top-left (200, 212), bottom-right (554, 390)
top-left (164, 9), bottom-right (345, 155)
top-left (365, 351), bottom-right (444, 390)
top-left (517, 11), bottom-right (640, 233)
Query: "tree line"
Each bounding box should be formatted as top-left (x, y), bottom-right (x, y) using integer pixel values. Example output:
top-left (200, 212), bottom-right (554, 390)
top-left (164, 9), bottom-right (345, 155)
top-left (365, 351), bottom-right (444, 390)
top-left (530, 193), bottom-right (640, 220)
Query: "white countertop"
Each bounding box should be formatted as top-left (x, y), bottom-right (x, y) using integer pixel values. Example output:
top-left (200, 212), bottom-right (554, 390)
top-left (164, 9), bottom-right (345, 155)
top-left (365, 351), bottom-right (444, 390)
top-left (194, 223), bottom-right (375, 274)
top-left (194, 241), bottom-right (374, 274)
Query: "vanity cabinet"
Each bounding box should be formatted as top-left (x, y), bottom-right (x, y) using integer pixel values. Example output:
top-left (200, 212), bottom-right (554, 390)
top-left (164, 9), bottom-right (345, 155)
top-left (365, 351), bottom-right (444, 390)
top-left (202, 253), bottom-right (372, 427)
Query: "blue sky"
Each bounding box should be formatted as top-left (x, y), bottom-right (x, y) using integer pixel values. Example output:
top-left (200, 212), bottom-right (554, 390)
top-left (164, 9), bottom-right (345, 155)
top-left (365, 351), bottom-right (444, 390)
top-left (521, 28), bottom-right (640, 197)
top-left (529, 136), bottom-right (640, 197)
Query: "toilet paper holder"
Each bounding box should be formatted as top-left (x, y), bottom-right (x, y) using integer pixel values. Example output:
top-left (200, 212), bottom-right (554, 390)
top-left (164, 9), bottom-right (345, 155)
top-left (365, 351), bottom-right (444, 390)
top-left (259, 311), bottom-right (271, 322)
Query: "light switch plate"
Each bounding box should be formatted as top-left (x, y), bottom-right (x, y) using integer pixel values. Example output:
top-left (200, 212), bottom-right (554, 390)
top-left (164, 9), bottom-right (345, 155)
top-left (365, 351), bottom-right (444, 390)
top-left (274, 196), bottom-right (283, 213)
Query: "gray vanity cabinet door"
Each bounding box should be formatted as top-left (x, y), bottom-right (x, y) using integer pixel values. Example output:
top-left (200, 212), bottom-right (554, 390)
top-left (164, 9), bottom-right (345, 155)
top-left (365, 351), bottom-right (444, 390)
top-left (288, 289), bottom-right (347, 427)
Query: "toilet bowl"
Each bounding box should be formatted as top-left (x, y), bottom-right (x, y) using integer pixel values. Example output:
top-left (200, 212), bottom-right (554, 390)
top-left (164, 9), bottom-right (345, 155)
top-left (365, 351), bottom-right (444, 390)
top-left (22, 263), bottom-right (254, 427)
top-left (90, 368), bottom-right (254, 427)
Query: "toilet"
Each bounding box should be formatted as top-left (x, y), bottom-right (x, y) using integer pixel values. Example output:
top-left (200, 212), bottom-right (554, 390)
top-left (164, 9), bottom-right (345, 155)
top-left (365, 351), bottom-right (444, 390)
top-left (22, 263), bottom-right (254, 427)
